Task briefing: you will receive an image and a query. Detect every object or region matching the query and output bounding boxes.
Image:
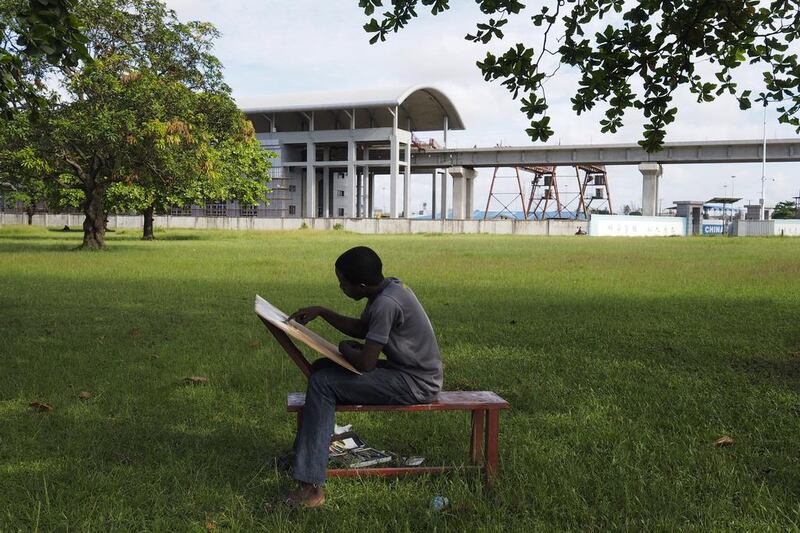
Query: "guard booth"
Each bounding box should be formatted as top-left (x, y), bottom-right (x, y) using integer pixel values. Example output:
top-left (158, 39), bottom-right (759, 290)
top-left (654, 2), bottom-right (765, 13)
top-left (675, 198), bottom-right (742, 235)
top-left (674, 201), bottom-right (705, 235)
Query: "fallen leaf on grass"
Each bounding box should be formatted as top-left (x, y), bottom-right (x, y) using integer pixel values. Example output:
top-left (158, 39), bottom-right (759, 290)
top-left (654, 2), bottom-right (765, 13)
top-left (130, 327), bottom-right (141, 336)
top-left (184, 376), bottom-right (209, 385)
top-left (113, 451), bottom-right (132, 464)
top-left (78, 391), bottom-right (93, 400)
top-left (30, 401), bottom-right (53, 412)
top-left (205, 521), bottom-right (217, 532)
top-left (248, 340), bottom-right (261, 348)
top-left (714, 435), bottom-right (735, 447)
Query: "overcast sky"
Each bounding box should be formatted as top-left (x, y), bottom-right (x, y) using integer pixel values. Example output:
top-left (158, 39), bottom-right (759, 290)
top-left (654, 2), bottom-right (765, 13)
top-left (165, 0), bottom-right (799, 214)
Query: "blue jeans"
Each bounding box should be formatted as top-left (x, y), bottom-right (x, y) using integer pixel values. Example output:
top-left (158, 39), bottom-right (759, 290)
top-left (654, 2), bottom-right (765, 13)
top-left (292, 359), bottom-right (425, 485)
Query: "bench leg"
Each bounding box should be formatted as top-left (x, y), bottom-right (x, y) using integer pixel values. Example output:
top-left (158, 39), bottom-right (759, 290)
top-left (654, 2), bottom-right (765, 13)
top-left (484, 410), bottom-right (499, 488)
top-left (470, 410), bottom-right (486, 465)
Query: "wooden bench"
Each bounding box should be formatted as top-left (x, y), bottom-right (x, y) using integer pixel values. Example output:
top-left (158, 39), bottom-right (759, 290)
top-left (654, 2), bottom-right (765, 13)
top-left (287, 390), bottom-right (510, 486)
top-left (258, 318), bottom-right (511, 486)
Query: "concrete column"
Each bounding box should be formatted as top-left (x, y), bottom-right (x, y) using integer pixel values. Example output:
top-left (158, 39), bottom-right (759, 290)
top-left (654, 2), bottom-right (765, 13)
top-left (364, 148), bottom-right (370, 219)
top-left (403, 143), bottom-right (411, 218)
top-left (452, 175), bottom-right (465, 219)
top-left (322, 148), bottom-right (330, 218)
top-left (440, 171), bottom-right (448, 219)
top-left (356, 169), bottom-right (363, 218)
top-left (639, 162), bottom-right (662, 216)
top-left (305, 141), bottom-right (316, 218)
top-left (368, 172), bottom-right (375, 218)
top-left (431, 170), bottom-right (437, 219)
top-left (441, 115), bottom-right (449, 219)
top-left (389, 107), bottom-right (399, 218)
top-left (347, 140), bottom-right (356, 217)
top-left (466, 176), bottom-right (474, 219)
top-left (449, 167), bottom-right (477, 220)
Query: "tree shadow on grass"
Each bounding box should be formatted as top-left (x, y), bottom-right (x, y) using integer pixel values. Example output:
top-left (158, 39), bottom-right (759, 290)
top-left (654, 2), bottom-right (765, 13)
top-left (0, 240), bottom-right (83, 253)
top-left (106, 232), bottom-right (204, 242)
top-left (730, 354), bottom-right (800, 393)
top-left (3, 274), bottom-right (800, 526)
top-left (46, 228), bottom-right (83, 233)
top-left (0, 409), bottom-right (290, 527)
top-left (0, 240), bottom-right (172, 253)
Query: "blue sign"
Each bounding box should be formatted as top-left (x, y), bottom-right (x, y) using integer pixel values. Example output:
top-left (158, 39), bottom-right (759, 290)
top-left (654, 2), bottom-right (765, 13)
top-left (701, 223), bottom-right (724, 235)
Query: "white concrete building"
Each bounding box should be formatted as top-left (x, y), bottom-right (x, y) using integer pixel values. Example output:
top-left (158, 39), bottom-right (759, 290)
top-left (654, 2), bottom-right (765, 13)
top-left (239, 86), bottom-right (468, 219)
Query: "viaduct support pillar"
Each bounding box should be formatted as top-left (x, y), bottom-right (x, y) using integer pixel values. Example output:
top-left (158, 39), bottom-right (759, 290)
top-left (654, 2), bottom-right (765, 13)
top-left (639, 162), bottom-right (662, 217)
top-left (450, 166), bottom-right (477, 220)
top-left (466, 175), bottom-right (474, 218)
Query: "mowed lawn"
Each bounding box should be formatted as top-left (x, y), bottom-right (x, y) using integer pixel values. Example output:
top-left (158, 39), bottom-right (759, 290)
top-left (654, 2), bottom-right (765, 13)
top-left (1, 226), bottom-right (799, 531)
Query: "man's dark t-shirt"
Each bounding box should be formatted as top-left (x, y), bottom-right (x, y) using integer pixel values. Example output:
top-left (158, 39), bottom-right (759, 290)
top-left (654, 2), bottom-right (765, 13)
top-left (361, 277), bottom-right (442, 401)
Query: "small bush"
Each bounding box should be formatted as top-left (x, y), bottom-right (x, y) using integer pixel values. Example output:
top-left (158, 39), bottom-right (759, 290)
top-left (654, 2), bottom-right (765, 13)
top-left (333, 223), bottom-right (344, 231)
top-left (300, 222), bottom-right (308, 229)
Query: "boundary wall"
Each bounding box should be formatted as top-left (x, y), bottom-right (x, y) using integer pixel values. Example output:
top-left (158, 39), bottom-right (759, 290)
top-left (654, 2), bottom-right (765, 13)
top-left (0, 213), bottom-right (583, 236)
top-left (7, 213), bottom-right (797, 237)
top-left (589, 214), bottom-right (688, 237)
top-left (731, 219), bottom-right (800, 236)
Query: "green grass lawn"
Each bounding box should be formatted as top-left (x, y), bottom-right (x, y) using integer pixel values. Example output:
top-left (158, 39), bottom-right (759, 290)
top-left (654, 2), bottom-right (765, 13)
top-left (1, 225), bottom-right (799, 531)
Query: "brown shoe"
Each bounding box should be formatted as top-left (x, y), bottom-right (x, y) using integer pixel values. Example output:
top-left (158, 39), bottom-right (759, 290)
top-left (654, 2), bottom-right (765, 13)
top-left (284, 483), bottom-right (325, 509)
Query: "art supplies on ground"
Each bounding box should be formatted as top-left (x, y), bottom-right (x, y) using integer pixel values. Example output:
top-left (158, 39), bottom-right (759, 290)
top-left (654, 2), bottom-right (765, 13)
top-left (328, 426), bottom-right (425, 469)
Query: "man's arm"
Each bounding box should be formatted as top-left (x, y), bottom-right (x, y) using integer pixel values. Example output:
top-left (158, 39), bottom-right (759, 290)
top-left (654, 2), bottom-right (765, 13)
top-left (339, 340), bottom-right (382, 372)
top-left (289, 306), bottom-right (368, 339)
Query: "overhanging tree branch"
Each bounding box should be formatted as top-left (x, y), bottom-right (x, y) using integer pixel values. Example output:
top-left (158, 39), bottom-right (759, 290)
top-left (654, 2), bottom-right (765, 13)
top-left (357, 0), bottom-right (800, 152)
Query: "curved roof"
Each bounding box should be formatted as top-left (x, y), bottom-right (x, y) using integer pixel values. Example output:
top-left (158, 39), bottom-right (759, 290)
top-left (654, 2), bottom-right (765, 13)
top-left (237, 85), bottom-right (464, 131)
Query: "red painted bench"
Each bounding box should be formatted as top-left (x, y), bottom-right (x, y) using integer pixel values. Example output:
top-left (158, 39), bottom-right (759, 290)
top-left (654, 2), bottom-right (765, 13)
top-left (257, 318), bottom-right (511, 486)
top-left (287, 390), bottom-right (510, 486)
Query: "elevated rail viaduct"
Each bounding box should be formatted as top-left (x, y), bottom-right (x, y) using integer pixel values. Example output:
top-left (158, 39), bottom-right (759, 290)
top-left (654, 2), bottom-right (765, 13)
top-left (411, 138), bottom-right (800, 217)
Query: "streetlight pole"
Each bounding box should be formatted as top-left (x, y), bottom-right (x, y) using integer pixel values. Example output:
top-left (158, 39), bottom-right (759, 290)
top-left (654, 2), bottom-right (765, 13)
top-left (722, 184), bottom-right (728, 234)
top-left (760, 102), bottom-right (767, 220)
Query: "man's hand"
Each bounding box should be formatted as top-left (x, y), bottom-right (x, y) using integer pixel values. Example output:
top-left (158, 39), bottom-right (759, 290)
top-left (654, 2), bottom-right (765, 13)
top-left (339, 339), bottom-right (362, 353)
top-left (289, 306), bottom-right (326, 325)
top-left (338, 339), bottom-right (382, 372)
top-left (287, 307), bottom-right (366, 338)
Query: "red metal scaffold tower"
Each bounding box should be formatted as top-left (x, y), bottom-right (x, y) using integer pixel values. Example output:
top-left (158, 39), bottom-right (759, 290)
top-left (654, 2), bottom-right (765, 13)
top-left (483, 166), bottom-right (529, 220)
top-left (573, 164), bottom-right (613, 216)
top-left (484, 164), bottom-right (614, 220)
top-left (525, 165), bottom-right (568, 220)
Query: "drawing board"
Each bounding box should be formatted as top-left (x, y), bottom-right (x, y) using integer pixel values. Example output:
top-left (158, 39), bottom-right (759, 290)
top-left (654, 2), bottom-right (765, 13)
top-left (255, 295), bottom-right (361, 374)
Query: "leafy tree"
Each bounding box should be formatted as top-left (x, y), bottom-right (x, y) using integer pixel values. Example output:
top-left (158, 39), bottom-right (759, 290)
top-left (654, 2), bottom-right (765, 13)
top-left (14, 0), bottom-right (270, 248)
top-left (0, 110), bottom-right (81, 223)
top-left (1, 0), bottom-right (88, 114)
top-left (358, 1), bottom-right (800, 152)
top-left (772, 200), bottom-right (800, 219)
top-left (70, 64), bottom-right (270, 241)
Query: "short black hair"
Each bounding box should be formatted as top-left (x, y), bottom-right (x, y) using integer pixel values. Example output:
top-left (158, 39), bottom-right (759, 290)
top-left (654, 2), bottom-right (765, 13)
top-left (335, 246), bottom-right (383, 285)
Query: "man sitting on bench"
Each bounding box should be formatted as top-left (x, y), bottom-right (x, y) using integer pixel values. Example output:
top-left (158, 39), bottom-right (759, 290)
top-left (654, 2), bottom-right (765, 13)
top-left (285, 246), bottom-right (443, 508)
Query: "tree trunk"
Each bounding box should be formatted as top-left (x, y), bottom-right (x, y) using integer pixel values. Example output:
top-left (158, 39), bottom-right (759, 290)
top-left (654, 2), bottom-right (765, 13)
top-left (26, 206), bottom-right (34, 225)
top-left (81, 181), bottom-right (107, 250)
top-left (141, 206), bottom-right (155, 240)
